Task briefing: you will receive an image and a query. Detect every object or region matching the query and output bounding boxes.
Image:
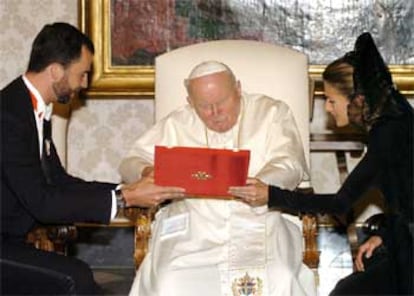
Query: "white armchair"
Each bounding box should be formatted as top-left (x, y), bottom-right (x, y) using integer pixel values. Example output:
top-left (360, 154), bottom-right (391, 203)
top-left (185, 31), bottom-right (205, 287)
top-left (132, 40), bottom-right (319, 269)
top-left (155, 40), bottom-right (311, 174)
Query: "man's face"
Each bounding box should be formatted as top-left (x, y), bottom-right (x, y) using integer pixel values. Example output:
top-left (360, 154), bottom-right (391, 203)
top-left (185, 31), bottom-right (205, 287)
top-left (187, 71), bottom-right (241, 133)
top-left (52, 46), bottom-right (93, 104)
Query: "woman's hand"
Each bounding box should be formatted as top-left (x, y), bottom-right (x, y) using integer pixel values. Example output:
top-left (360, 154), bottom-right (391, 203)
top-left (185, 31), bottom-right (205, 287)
top-left (228, 178), bottom-right (269, 207)
top-left (355, 235), bottom-right (383, 271)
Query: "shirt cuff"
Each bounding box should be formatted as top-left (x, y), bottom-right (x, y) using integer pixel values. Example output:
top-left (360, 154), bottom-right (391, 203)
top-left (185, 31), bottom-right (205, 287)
top-left (110, 184), bottom-right (123, 220)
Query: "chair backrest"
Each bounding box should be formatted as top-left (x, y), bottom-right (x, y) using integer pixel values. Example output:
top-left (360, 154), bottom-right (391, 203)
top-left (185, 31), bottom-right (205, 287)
top-left (154, 41), bottom-right (319, 267)
top-left (155, 40), bottom-right (310, 186)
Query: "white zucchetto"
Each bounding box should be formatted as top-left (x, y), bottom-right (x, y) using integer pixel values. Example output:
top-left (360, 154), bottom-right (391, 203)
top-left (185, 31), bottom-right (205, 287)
top-left (187, 60), bottom-right (230, 80)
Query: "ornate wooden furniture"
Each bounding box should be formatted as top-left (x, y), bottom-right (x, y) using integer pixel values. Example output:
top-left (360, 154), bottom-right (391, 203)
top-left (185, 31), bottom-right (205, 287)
top-left (26, 225), bottom-right (77, 255)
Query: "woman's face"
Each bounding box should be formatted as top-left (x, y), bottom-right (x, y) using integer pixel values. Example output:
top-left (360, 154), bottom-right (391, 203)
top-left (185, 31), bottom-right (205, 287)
top-left (323, 81), bottom-right (350, 127)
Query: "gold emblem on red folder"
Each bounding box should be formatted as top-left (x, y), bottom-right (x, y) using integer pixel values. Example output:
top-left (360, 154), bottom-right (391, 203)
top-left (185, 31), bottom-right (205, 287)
top-left (191, 171), bottom-right (212, 180)
top-left (154, 146), bottom-right (250, 197)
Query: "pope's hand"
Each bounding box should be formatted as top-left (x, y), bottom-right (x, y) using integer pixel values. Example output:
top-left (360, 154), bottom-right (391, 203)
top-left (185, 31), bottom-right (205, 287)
top-left (121, 176), bottom-right (185, 207)
top-left (228, 178), bottom-right (269, 207)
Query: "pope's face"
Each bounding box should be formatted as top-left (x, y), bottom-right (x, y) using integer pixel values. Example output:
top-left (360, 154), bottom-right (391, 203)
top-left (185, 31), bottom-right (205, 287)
top-left (52, 46), bottom-right (93, 104)
top-left (187, 71), bottom-right (241, 133)
top-left (323, 81), bottom-right (350, 127)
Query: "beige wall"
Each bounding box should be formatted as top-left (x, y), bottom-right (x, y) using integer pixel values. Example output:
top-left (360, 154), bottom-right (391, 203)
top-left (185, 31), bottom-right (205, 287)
top-left (2, 0), bottom-right (397, 221)
top-left (0, 0), bottom-right (77, 84)
top-left (0, 0), bottom-right (154, 184)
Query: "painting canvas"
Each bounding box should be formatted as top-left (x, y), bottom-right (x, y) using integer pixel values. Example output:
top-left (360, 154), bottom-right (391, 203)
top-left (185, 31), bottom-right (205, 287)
top-left (80, 0), bottom-right (414, 96)
top-left (110, 0), bottom-right (414, 66)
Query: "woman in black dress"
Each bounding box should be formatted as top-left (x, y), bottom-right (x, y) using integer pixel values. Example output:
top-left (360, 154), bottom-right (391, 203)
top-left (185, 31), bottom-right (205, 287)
top-left (229, 32), bottom-right (413, 295)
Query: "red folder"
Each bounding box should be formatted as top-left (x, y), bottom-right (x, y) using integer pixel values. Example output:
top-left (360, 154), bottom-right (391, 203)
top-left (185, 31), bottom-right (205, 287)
top-left (154, 146), bottom-right (250, 198)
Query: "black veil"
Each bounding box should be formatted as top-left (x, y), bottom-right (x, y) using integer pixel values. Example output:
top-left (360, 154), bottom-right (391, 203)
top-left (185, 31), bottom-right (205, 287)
top-left (346, 32), bottom-right (412, 126)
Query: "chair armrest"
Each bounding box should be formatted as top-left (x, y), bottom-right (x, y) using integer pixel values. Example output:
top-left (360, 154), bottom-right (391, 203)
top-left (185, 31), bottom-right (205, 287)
top-left (301, 214), bottom-right (320, 269)
top-left (124, 207), bottom-right (158, 269)
top-left (26, 225), bottom-right (77, 255)
top-left (296, 187), bottom-right (320, 269)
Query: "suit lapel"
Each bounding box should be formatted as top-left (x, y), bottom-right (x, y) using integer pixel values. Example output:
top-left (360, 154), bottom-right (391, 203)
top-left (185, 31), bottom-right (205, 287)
top-left (15, 77), bottom-right (42, 157)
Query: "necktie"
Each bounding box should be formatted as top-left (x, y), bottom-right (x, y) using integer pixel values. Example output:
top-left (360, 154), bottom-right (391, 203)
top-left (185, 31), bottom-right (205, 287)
top-left (41, 119), bottom-right (53, 184)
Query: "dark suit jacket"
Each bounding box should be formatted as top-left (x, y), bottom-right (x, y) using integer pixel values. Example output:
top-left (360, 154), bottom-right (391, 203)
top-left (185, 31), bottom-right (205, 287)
top-left (1, 77), bottom-right (115, 242)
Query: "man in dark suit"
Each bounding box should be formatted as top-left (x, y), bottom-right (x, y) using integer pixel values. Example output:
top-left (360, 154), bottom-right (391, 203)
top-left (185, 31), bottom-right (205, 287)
top-left (0, 22), bottom-right (184, 295)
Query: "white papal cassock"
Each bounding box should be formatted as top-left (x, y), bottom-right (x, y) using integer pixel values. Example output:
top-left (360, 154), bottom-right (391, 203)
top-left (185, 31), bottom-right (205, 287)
top-left (122, 93), bottom-right (316, 296)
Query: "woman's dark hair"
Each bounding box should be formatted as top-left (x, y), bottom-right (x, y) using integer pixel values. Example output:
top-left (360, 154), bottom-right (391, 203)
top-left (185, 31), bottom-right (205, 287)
top-left (27, 22), bottom-right (94, 72)
top-left (322, 56), bottom-right (355, 100)
top-left (323, 33), bottom-right (412, 130)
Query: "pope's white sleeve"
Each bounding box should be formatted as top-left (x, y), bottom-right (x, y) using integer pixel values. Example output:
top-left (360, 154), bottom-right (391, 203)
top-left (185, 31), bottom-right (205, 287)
top-left (255, 102), bottom-right (308, 190)
top-left (119, 121), bottom-right (167, 183)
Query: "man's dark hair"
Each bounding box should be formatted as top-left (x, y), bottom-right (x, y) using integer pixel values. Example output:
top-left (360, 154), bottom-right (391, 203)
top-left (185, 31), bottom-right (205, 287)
top-left (27, 22), bottom-right (94, 72)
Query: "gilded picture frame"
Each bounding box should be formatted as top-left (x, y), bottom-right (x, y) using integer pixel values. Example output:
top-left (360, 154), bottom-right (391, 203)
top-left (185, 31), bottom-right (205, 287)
top-left (79, 0), bottom-right (414, 97)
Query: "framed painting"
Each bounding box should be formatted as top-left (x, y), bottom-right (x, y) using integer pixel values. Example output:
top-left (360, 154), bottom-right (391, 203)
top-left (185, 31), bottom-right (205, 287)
top-left (79, 0), bottom-right (414, 97)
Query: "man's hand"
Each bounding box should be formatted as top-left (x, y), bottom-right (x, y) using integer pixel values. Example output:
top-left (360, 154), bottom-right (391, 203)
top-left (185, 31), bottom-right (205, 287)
top-left (121, 176), bottom-right (185, 208)
top-left (228, 178), bottom-right (269, 207)
top-left (355, 235), bottom-right (383, 271)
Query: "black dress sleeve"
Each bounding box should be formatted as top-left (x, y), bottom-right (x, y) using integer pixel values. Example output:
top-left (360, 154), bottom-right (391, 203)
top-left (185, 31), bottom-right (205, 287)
top-left (268, 130), bottom-right (384, 216)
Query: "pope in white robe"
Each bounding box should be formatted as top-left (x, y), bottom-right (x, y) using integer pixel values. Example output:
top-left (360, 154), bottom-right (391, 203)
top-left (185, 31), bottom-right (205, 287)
top-left (120, 61), bottom-right (316, 296)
